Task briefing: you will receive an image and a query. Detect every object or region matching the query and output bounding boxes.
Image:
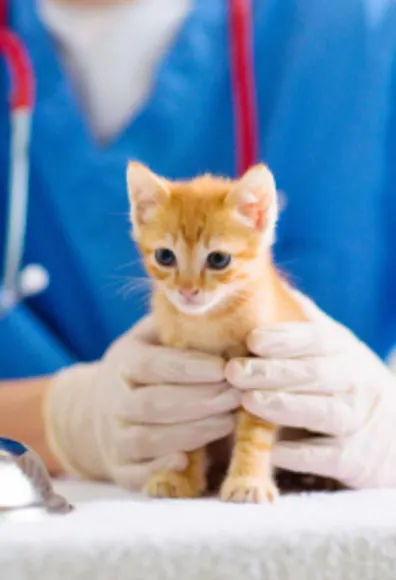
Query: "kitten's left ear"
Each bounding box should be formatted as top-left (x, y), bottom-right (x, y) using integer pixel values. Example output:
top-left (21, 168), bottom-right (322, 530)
top-left (126, 162), bottom-right (170, 235)
top-left (226, 164), bottom-right (278, 239)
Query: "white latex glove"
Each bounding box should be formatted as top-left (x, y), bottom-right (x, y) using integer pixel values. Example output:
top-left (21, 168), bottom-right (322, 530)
top-left (226, 293), bottom-right (396, 489)
top-left (45, 317), bottom-right (238, 490)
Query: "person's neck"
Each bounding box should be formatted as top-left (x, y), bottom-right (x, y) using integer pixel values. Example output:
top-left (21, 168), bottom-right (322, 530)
top-left (50, 1), bottom-right (132, 7)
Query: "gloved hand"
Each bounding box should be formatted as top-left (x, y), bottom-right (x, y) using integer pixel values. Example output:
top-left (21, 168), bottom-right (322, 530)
top-left (226, 293), bottom-right (396, 489)
top-left (45, 317), bottom-right (238, 490)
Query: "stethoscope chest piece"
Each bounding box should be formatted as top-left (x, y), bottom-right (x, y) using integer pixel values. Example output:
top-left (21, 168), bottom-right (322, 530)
top-left (0, 437), bottom-right (73, 515)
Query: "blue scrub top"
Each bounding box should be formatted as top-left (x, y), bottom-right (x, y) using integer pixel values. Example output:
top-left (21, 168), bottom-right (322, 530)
top-left (1, 0), bottom-right (396, 379)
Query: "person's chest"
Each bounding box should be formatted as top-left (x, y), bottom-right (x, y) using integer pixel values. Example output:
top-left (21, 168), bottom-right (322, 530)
top-left (2, 0), bottom-right (392, 361)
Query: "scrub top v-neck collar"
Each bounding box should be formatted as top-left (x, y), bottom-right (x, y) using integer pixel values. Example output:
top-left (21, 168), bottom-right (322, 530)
top-left (11, 0), bottom-right (227, 175)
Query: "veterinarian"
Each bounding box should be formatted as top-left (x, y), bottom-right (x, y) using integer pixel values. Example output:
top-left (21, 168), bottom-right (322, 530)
top-left (1, 0), bottom-right (396, 489)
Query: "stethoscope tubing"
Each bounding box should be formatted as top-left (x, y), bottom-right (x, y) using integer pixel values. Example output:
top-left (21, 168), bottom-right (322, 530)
top-left (0, 18), bottom-right (35, 315)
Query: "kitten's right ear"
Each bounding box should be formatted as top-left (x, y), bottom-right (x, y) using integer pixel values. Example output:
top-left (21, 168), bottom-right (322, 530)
top-left (126, 162), bottom-right (169, 234)
top-left (226, 164), bottom-right (278, 241)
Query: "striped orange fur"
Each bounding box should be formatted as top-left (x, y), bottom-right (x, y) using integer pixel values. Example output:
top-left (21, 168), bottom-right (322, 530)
top-left (126, 162), bottom-right (307, 503)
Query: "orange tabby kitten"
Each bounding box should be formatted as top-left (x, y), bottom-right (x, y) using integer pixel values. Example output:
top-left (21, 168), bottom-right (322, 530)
top-left (126, 161), bottom-right (307, 503)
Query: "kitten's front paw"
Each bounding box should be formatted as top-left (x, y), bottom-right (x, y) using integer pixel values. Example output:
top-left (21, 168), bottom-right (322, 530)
top-left (145, 471), bottom-right (201, 499)
top-left (220, 476), bottom-right (279, 503)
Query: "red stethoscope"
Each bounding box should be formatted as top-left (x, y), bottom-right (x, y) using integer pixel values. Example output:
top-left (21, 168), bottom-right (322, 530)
top-left (0, 0), bottom-right (257, 316)
top-left (229, 0), bottom-right (258, 175)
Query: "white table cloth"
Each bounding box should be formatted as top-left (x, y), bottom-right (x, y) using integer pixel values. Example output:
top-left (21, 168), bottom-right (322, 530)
top-left (0, 479), bottom-right (395, 580)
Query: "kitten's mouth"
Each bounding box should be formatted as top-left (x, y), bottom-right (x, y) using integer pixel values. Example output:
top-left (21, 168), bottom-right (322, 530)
top-left (167, 291), bottom-right (217, 315)
top-left (175, 300), bottom-right (211, 315)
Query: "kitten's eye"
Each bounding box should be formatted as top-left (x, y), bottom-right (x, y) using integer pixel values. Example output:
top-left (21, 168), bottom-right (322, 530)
top-left (155, 248), bottom-right (176, 267)
top-left (206, 252), bottom-right (231, 270)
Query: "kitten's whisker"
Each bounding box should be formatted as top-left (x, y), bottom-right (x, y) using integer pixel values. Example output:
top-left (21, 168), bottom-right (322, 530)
top-left (108, 274), bottom-right (149, 283)
top-left (121, 282), bottom-right (151, 296)
top-left (103, 274), bottom-right (150, 292)
top-left (115, 258), bottom-right (144, 272)
top-left (120, 286), bottom-right (152, 309)
top-left (118, 280), bottom-right (152, 298)
top-left (104, 275), bottom-right (152, 299)
top-left (126, 291), bottom-right (152, 310)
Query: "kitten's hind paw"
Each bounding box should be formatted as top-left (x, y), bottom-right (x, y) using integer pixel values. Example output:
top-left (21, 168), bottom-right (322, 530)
top-left (220, 476), bottom-right (279, 504)
top-left (145, 471), bottom-right (201, 499)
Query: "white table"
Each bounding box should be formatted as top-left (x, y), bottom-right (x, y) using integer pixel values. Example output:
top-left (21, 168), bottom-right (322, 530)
top-left (0, 480), bottom-right (395, 580)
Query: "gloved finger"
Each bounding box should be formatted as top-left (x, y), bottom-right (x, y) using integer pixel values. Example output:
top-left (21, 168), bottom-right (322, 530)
top-left (114, 452), bottom-right (188, 491)
top-left (116, 414), bottom-right (235, 462)
top-left (247, 321), bottom-right (353, 359)
top-left (130, 315), bottom-right (161, 344)
top-left (226, 355), bottom-right (350, 393)
top-left (116, 320), bottom-right (225, 385)
top-left (242, 390), bottom-right (364, 436)
top-left (272, 438), bottom-right (341, 479)
top-left (117, 383), bottom-right (240, 424)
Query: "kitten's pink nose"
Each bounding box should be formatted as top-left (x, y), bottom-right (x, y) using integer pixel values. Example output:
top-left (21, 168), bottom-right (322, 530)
top-left (178, 288), bottom-right (199, 299)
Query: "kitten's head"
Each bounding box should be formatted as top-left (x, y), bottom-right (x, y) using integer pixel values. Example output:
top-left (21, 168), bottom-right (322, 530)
top-left (127, 162), bottom-right (278, 315)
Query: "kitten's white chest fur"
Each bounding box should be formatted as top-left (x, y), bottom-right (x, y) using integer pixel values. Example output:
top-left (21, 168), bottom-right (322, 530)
top-left (153, 291), bottom-right (271, 358)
